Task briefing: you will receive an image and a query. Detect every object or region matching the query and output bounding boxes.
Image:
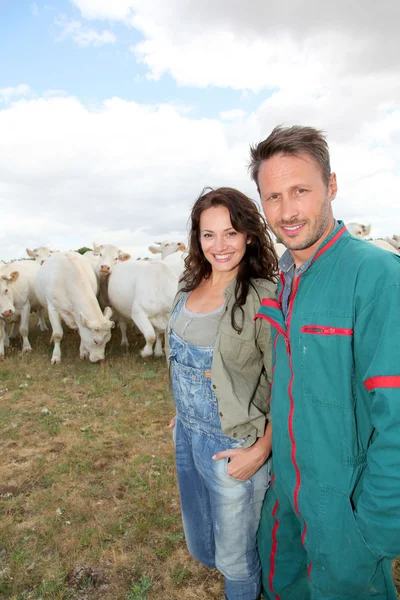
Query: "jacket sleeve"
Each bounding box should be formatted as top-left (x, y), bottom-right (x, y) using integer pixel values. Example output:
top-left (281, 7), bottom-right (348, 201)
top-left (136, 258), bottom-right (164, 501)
top-left (256, 317), bottom-right (273, 420)
top-left (353, 281), bottom-right (400, 559)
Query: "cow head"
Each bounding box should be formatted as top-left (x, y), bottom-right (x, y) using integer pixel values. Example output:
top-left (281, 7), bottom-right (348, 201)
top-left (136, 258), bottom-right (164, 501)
top-left (346, 223), bottom-right (371, 239)
top-left (26, 247), bottom-right (53, 265)
top-left (0, 271), bottom-right (19, 318)
top-left (78, 306), bottom-right (115, 362)
top-left (92, 243), bottom-right (131, 276)
top-left (148, 240), bottom-right (187, 259)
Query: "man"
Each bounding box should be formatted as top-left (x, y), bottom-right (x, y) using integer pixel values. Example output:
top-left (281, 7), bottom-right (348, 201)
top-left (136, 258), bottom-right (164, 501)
top-left (249, 126), bottom-right (400, 599)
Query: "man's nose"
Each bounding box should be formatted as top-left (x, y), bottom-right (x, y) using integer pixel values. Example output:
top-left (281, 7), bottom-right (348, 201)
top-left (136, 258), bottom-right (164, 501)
top-left (280, 195), bottom-right (300, 223)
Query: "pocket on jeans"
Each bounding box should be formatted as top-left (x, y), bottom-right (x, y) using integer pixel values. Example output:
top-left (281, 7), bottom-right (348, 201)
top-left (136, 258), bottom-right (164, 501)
top-left (222, 458), bottom-right (252, 485)
top-left (315, 485), bottom-right (379, 596)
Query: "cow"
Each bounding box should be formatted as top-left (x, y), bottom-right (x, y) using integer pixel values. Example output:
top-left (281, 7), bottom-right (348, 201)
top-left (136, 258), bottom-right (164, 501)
top-left (346, 222), bottom-right (372, 239)
top-left (90, 244), bottom-right (131, 346)
top-left (0, 260), bottom-right (46, 358)
top-left (35, 252), bottom-right (114, 363)
top-left (385, 235), bottom-right (400, 252)
top-left (369, 239), bottom-right (400, 255)
top-left (108, 260), bottom-right (179, 358)
top-left (26, 247), bottom-right (54, 265)
top-left (148, 240), bottom-right (186, 278)
top-left (148, 240), bottom-right (186, 259)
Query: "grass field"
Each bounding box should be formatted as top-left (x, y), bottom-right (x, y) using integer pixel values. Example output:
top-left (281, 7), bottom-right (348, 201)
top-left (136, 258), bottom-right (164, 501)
top-left (0, 321), bottom-right (399, 599)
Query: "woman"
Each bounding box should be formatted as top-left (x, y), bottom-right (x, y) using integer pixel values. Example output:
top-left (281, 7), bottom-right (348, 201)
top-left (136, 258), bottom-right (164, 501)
top-left (166, 187), bottom-right (278, 600)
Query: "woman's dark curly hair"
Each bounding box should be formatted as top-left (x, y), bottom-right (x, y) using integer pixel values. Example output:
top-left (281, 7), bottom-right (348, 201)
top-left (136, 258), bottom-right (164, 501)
top-left (181, 186), bottom-right (278, 333)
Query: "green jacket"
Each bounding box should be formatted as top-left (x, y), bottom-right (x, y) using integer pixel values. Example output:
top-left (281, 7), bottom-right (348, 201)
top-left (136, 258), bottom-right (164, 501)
top-left (256, 224), bottom-right (400, 588)
top-left (166, 277), bottom-right (277, 447)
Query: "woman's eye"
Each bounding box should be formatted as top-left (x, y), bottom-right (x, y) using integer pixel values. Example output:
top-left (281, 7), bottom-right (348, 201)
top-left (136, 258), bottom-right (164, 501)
top-left (203, 233), bottom-right (212, 238)
top-left (227, 231), bottom-right (237, 236)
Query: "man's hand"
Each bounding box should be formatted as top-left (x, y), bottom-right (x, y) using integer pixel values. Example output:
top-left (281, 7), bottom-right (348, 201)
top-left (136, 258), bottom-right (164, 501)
top-left (168, 416), bottom-right (177, 429)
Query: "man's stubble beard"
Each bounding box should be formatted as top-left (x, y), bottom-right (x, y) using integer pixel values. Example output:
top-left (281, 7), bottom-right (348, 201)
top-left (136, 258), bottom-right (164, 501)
top-left (271, 197), bottom-right (332, 252)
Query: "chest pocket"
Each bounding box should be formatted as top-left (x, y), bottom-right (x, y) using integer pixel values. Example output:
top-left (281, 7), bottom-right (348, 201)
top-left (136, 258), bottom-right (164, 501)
top-left (218, 317), bottom-right (258, 366)
top-left (299, 317), bottom-right (355, 410)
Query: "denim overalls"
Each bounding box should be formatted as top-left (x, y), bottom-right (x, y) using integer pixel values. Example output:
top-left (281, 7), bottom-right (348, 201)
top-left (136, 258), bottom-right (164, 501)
top-left (168, 294), bottom-right (269, 600)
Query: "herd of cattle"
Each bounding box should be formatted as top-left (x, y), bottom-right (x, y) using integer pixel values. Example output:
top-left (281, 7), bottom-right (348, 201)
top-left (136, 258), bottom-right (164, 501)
top-left (0, 225), bottom-right (399, 364)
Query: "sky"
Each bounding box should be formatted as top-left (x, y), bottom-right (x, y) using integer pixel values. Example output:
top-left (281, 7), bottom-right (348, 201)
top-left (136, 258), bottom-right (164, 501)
top-left (1, 0), bottom-right (399, 260)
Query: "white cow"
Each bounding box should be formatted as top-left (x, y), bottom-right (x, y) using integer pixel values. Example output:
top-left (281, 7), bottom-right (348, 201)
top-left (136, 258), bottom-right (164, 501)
top-left (91, 243), bottom-right (131, 346)
top-left (385, 235), bottom-right (400, 252)
top-left (148, 240), bottom-right (186, 259)
top-left (346, 222), bottom-right (372, 239)
top-left (148, 241), bottom-right (186, 278)
top-left (35, 252), bottom-right (114, 363)
top-left (346, 225), bottom-right (399, 255)
top-left (0, 260), bottom-right (46, 358)
top-left (26, 247), bottom-right (54, 265)
top-left (369, 239), bottom-right (400, 255)
top-left (108, 260), bottom-right (179, 358)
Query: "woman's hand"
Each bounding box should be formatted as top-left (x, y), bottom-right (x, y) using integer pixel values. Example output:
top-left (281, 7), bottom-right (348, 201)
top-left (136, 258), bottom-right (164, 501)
top-left (168, 416), bottom-right (177, 429)
top-left (212, 421), bottom-right (272, 480)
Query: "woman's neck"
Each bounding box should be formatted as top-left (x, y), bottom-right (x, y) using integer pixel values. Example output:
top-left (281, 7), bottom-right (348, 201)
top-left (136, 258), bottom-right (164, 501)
top-left (205, 267), bottom-right (238, 290)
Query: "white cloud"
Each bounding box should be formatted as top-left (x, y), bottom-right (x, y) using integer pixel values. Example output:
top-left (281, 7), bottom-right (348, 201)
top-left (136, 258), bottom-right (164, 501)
top-left (55, 16), bottom-right (116, 47)
top-left (0, 89), bottom-right (399, 262)
top-left (2, 1), bottom-right (400, 259)
top-left (0, 84), bottom-right (32, 103)
top-left (220, 109), bottom-right (247, 122)
top-left (71, 0), bottom-right (399, 92)
top-left (30, 2), bottom-right (39, 17)
top-left (71, 0), bottom-right (136, 21)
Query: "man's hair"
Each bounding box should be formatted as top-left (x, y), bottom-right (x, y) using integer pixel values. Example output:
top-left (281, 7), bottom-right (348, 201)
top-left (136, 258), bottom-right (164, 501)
top-left (249, 125), bottom-right (331, 191)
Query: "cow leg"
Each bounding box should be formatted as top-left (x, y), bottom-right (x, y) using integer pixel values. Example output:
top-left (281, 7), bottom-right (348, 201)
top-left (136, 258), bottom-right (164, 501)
top-left (4, 322), bottom-right (10, 348)
top-left (79, 340), bottom-right (89, 360)
top-left (0, 320), bottom-right (5, 359)
top-left (37, 308), bottom-right (48, 332)
top-left (19, 303), bottom-right (32, 353)
top-left (9, 318), bottom-right (20, 339)
top-left (131, 307), bottom-right (155, 358)
top-left (48, 305), bottom-right (63, 364)
top-left (119, 318), bottom-right (129, 347)
top-left (154, 331), bottom-right (164, 357)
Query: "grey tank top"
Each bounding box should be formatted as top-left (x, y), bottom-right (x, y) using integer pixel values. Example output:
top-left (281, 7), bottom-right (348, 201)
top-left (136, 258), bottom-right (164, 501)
top-left (172, 294), bottom-right (225, 346)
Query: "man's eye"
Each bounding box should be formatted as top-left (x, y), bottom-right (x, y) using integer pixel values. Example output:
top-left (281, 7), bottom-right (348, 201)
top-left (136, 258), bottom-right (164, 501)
top-left (296, 188), bottom-right (307, 195)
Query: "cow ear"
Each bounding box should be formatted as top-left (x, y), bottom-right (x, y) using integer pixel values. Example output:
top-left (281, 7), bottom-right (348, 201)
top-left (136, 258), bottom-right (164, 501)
top-left (93, 243), bottom-right (103, 254)
top-left (178, 242), bottom-right (186, 251)
top-left (79, 312), bottom-right (92, 329)
top-left (148, 245), bottom-right (160, 255)
top-left (364, 224), bottom-right (371, 237)
top-left (10, 271), bottom-right (19, 282)
top-left (118, 252), bottom-right (131, 262)
top-left (103, 306), bottom-right (113, 320)
top-left (26, 248), bottom-right (34, 258)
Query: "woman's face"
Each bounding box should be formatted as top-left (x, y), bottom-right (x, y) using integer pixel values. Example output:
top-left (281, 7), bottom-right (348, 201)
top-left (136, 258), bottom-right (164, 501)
top-left (199, 205), bottom-right (249, 274)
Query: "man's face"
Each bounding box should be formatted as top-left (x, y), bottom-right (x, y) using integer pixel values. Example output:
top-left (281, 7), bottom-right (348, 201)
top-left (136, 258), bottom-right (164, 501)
top-left (258, 152), bottom-right (337, 252)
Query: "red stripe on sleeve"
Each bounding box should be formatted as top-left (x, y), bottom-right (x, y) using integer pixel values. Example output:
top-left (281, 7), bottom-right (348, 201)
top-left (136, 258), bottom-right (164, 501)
top-left (261, 298), bottom-right (282, 308)
top-left (364, 376), bottom-right (400, 391)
